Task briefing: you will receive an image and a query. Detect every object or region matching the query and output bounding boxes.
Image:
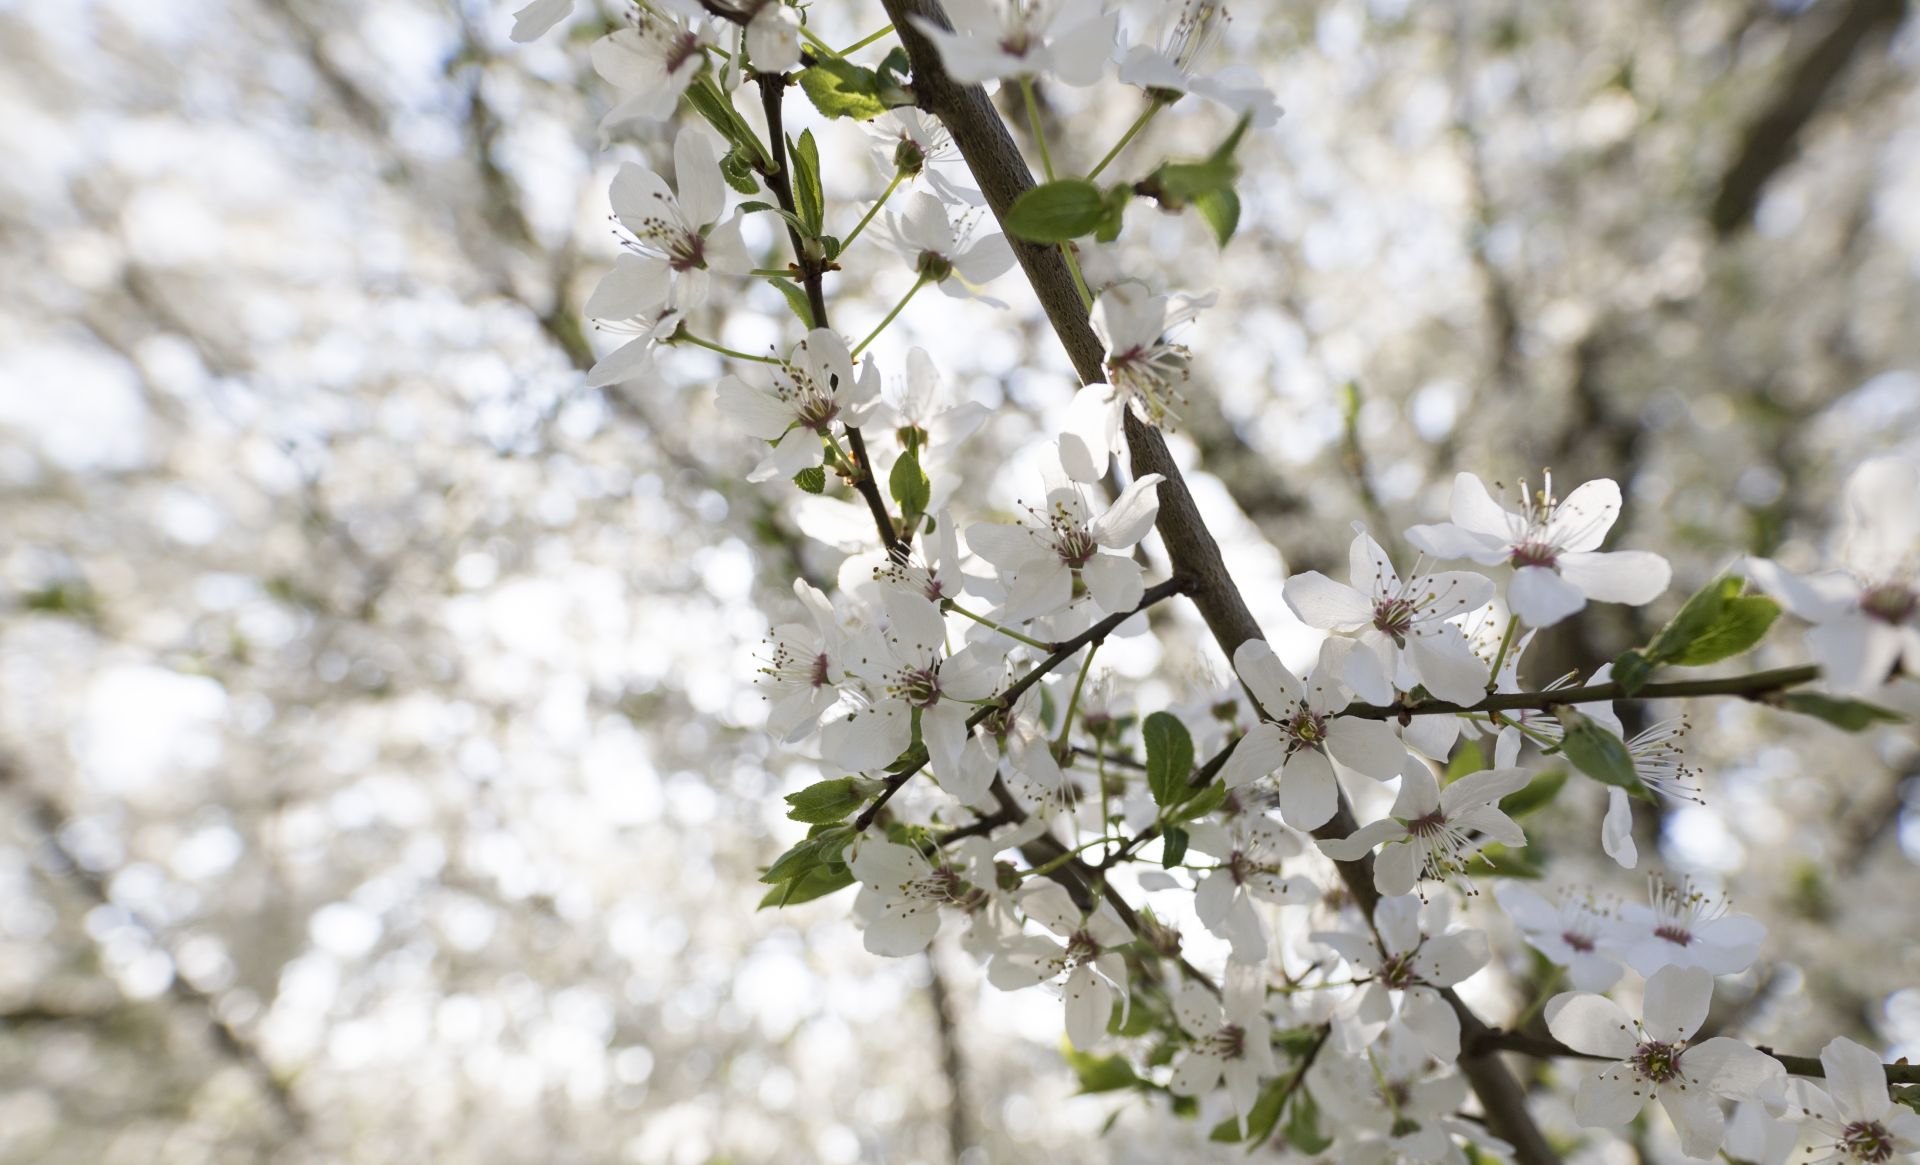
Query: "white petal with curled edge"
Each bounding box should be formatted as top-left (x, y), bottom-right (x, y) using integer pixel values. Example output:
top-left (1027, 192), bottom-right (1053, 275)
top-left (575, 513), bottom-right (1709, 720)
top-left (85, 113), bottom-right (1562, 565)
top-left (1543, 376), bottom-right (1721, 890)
top-left (1544, 478), bottom-right (1621, 552)
top-left (1373, 840), bottom-right (1419, 897)
top-left (1080, 553), bottom-right (1144, 615)
top-left (585, 335), bottom-right (659, 389)
top-left (1283, 571), bottom-right (1374, 630)
top-left (1843, 457), bottom-right (1920, 581)
top-left (1173, 982), bottom-right (1221, 1039)
top-left (511, 0), bottom-right (574, 40)
top-left (1063, 965), bottom-right (1111, 1050)
top-left (1417, 930), bottom-right (1489, 986)
top-left (1819, 1035), bottom-right (1893, 1121)
top-left (1316, 818), bottom-right (1399, 862)
top-left (865, 899), bottom-right (940, 956)
top-left (585, 253), bottom-right (672, 320)
top-left (1278, 748), bottom-right (1338, 829)
top-left (1545, 992), bottom-right (1639, 1059)
top-left (1193, 867), bottom-right (1235, 929)
top-left (1232, 638), bottom-right (1304, 711)
top-left (1642, 965), bottom-right (1713, 1042)
top-left (1408, 626), bottom-right (1491, 705)
top-left (1659, 1084), bottom-right (1727, 1159)
top-left (672, 126), bottom-right (724, 227)
top-left (1807, 615), bottom-right (1902, 695)
top-left (1373, 894), bottom-right (1422, 954)
top-left (1327, 718), bottom-right (1407, 781)
top-left (1168, 1049), bottom-right (1223, 1097)
top-left (1059, 385), bottom-right (1118, 483)
top-left (1684, 1037), bottom-right (1786, 1108)
top-left (1221, 724), bottom-right (1286, 790)
top-left (745, 2), bottom-right (802, 72)
top-left (1744, 557), bottom-right (1856, 622)
top-left (1018, 881), bottom-right (1080, 935)
top-left (1557, 550), bottom-right (1671, 605)
top-left (1398, 986), bottom-right (1461, 1062)
top-left (1090, 473), bottom-right (1164, 547)
top-left (1509, 565), bottom-right (1587, 627)
top-left (1451, 472), bottom-right (1524, 541)
top-left (1573, 1067), bottom-right (1645, 1129)
top-left (1406, 521), bottom-right (1509, 564)
top-left (1440, 766), bottom-right (1531, 813)
top-left (1602, 787), bottom-right (1638, 868)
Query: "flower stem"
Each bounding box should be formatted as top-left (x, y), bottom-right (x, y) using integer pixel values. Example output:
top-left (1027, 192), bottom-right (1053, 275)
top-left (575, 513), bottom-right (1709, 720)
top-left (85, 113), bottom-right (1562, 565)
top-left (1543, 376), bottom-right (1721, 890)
top-left (839, 24), bottom-right (894, 55)
top-left (1060, 243), bottom-right (1094, 309)
top-left (1018, 77), bottom-right (1055, 182)
top-left (1053, 640), bottom-right (1100, 753)
top-left (945, 601), bottom-right (1052, 650)
top-left (851, 276), bottom-right (928, 356)
top-left (1018, 835), bottom-right (1111, 880)
top-left (841, 170), bottom-right (903, 251)
top-left (1486, 614), bottom-right (1520, 689)
top-left (797, 23), bottom-right (842, 59)
top-left (1087, 98), bottom-right (1166, 180)
top-left (675, 333), bottom-right (779, 363)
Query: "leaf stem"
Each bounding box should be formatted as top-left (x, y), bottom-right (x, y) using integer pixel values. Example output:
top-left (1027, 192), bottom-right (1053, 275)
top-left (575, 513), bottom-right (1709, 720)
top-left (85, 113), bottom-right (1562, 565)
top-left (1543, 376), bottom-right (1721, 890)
top-left (1018, 77), bottom-right (1055, 181)
top-left (1087, 97), bottom-right (1166, 180)
top-left (852, 275), bottom-right (929, 356)
top-left (841, 170), bottom-right (904, 250)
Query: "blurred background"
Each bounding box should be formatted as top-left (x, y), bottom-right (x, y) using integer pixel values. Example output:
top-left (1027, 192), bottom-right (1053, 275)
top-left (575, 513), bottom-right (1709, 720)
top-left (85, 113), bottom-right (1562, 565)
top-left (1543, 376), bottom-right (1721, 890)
top-left (2, 0), bottom-right (1918, 1161)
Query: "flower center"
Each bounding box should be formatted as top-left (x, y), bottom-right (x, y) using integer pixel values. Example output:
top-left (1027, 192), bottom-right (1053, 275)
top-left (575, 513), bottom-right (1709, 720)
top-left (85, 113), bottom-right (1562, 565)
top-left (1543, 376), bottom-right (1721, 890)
top-left (1631, 1040), bottom-right (1682, 1084)
top-left (897, 665), bottom-right (942, 708)
top-left (1286, 708), bottom-right (1325, 749)
top-left (1378, 952), bottom-right (1417, 990)
top-left (809, 652), bottom-right (831, 688)
top-left (664, 30), bottom-right (704, 74)
top-left (1509, 541), bottom-right (1558, 569)
top-left (1840, 1120), bottom-right (1895, 1164)
top-left (1560, 930), bottom-right (1596, 953)
top-left (1652, 924), bottom-right (1693, 946)
top-left (1861, 583), bottom-right (1917, 626)
top-left (1407, 809), bottom-right (1449, 838)
top-left (1373, 596), bottom-right (1416, 644)
top-left (1064, 929), bottom-right (1100, 967)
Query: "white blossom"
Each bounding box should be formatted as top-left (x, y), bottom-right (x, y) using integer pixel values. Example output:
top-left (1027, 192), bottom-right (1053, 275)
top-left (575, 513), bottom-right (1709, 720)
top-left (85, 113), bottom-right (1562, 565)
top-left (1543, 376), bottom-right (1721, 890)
top-left (1221, 638), bottom-right (1409, 830)
top-left (1783, 1036), bottom-right (1920, 1164)
top-left (1318, 761), bottom-right (1530, 898)
top-left (1187, 813), bottom-right (1317, 961)
top-left (509, 0), bottom-right (574, 42)
top-left (846, 838), bottom-right (978, 956)
top-left (1284, 526), bottom-right (1495, 705)
top-left (756, 578), bottom-right (848, 742)
top-left (1313, 895), bottom-right (1488, 1063)
top-left (1117, 0), bottom-right (1281, 125)
top-left (1545, 965), bottom-right (1787, 1158)
top-left (912, 0), bottom-right (1118, 87)
top-left (880, 192), bottom-right (1015, 302)
top-left (966, 467), bottom-right (1164, 620)
top-left (1747, 457), bottom-right (1920, 693)
top-left (743, 0), bottom-right (802, 72)
top-left (1407, 472), bottom-right (1672, 627)
top-left (1169, 967), bottom-right (1275, 1136)
top-left (989, 881), bottom-right (1131, 1049)
top-left (590, 1), bottom-right (714, 129)
top-left (865, 108), bottom-right (985, 206)
top-left (1060, 283), bottom-right (1214, 482)
top-left (1615, 874), bottom-right (1765, 977)
top-left (715, 329), bottom-right (882, 482)
top-left (1492, 881), bottom-right (1625, 991)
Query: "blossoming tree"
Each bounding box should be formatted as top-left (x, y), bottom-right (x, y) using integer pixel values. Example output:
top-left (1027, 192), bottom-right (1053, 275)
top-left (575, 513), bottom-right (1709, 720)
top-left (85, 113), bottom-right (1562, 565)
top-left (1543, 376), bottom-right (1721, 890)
top-left (504, 0), bottom-right (1920, 1160)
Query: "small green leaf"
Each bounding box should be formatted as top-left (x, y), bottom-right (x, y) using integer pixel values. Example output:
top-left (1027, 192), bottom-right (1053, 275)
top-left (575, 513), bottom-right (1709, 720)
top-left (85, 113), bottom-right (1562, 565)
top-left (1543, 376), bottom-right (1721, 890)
top-left (1611, 648), bottom-right (1656, 696)
top-left (1005, 179), bottom-right (1107, 243)
top-left (1160, 825), bottom-right (1190, 868)
top-left (784, 777), bottom-right (865, 824)
top-left (1556, 711), bottom-right (1653, 802)
top-left (1668, 594), bottom-right (1779, 665)
top-left (767, 276), bottom-right (814, 327)
top-left (720, 146), bottom-right (760, 194)
top-left (1772, 691), bottom-right (1905, 732)
top-left (789, 130), bottom-right (825, 236)
top-left (1064, 1044), bottom-right (1138, 1093)
top-left (793, 466), bottom-right (826, 494)
top-left (889, 447), bottom-right (930, 527)
top-left (1147, 157), bottom-right (1236, 205)
top-left (1174, 781), bottom-right (1227, 822)
top-left (1283, 1089), bottom-right (1333, 1154)
top-left (759, 823), bottom-right (855, 884)
top-left (1143, 711), bottom-right (1195, 808)
top-left (1208, 1067), bottom-right (1294, 1144)
top-left (1498, 768), bottom-right (1568, 819)
top-left (798, 59), bottom-right (889, 120)
top-left (1192, 186), bottom-right (1240, 246)
top-left (757, 861), bottom-right (854, 908)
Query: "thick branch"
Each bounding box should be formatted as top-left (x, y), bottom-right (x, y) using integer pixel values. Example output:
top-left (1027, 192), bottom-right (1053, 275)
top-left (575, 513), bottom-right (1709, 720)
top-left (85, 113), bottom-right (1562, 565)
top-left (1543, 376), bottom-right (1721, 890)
top-left (1337, 665), bottom-right (1823, 720)
top-left (874, 5), bottom-right (1559, 1159)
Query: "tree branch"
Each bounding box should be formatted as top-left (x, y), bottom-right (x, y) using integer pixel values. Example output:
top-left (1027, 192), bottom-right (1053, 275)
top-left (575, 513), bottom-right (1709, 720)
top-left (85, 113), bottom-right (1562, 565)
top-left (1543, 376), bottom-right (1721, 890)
top-left (872, 5), bottom-right (1561, 1159)
top-left (1336, 665), bottom-right (1823, 720)
top-left (1469, 1027), bottom-right (1920, 1086)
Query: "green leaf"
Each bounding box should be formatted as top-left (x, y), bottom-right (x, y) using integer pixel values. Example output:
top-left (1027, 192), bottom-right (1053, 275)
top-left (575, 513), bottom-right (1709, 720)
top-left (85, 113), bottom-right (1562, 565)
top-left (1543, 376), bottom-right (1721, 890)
top-left (784, 777), bottom-right (865, 824)
top-left (789, 130), bottom-right (825, 236)
top-left (1444, 738), bottom-right (1486, 782)
top-left (1192, 186), bottom-right (1240, 246)
top-left (1005, 179), bottom-right (1107, 243)
top-left (1160, 825), bottom-right (1189, 868)
top-left (1148, 157), bottom-right (1236, 205)
top-left (1556, 711), bottom-right (1652, 802)
top-left (1498, 768), bottom-right (1568, 819)
top-left (757, 861), bottom-right (854, 908)
top-left (1173, 780), bottom-right (1227, 822)
top-left (759, 823), bottom-right (855, 884)
top-left (1142, 711), bottom-right (1195, 808)
top-left (684, 80), bottom-right (769, 170)
top-left (793, 466), bottom-right (826, 494)
top-left (1283, 1089), bottom-right (1333, 1154)
top-left (889, 447), bottom-right (930, 527)
top-left (720, 147), bottom-right (760, 194)
top-left (1611, 648), bottom-right (1656, 697)
top-left (798, 59), bottom-right (889, 120)
top-left (875, 46), bottom-right (911, 87)
top-left (1064, 1045), bottom-right (1138, 1094)
top-left (1668, 594), bottom-right (1778, 665)
top-left (1773, 692), bottom-right (1905, 732)
top-left (1208, 1068), bottom-right (1294, 1144)
top-left (767, 276), bottom-right (814, 327)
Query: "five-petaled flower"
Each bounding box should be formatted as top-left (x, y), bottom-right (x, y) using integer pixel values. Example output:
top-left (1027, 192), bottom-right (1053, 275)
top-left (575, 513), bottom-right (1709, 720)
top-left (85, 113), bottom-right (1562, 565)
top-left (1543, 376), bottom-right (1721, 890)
top-left (1318, 761), bottom-right (1530, 898)
top-left (1784, 1037), bottom-right (1920, 1164)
